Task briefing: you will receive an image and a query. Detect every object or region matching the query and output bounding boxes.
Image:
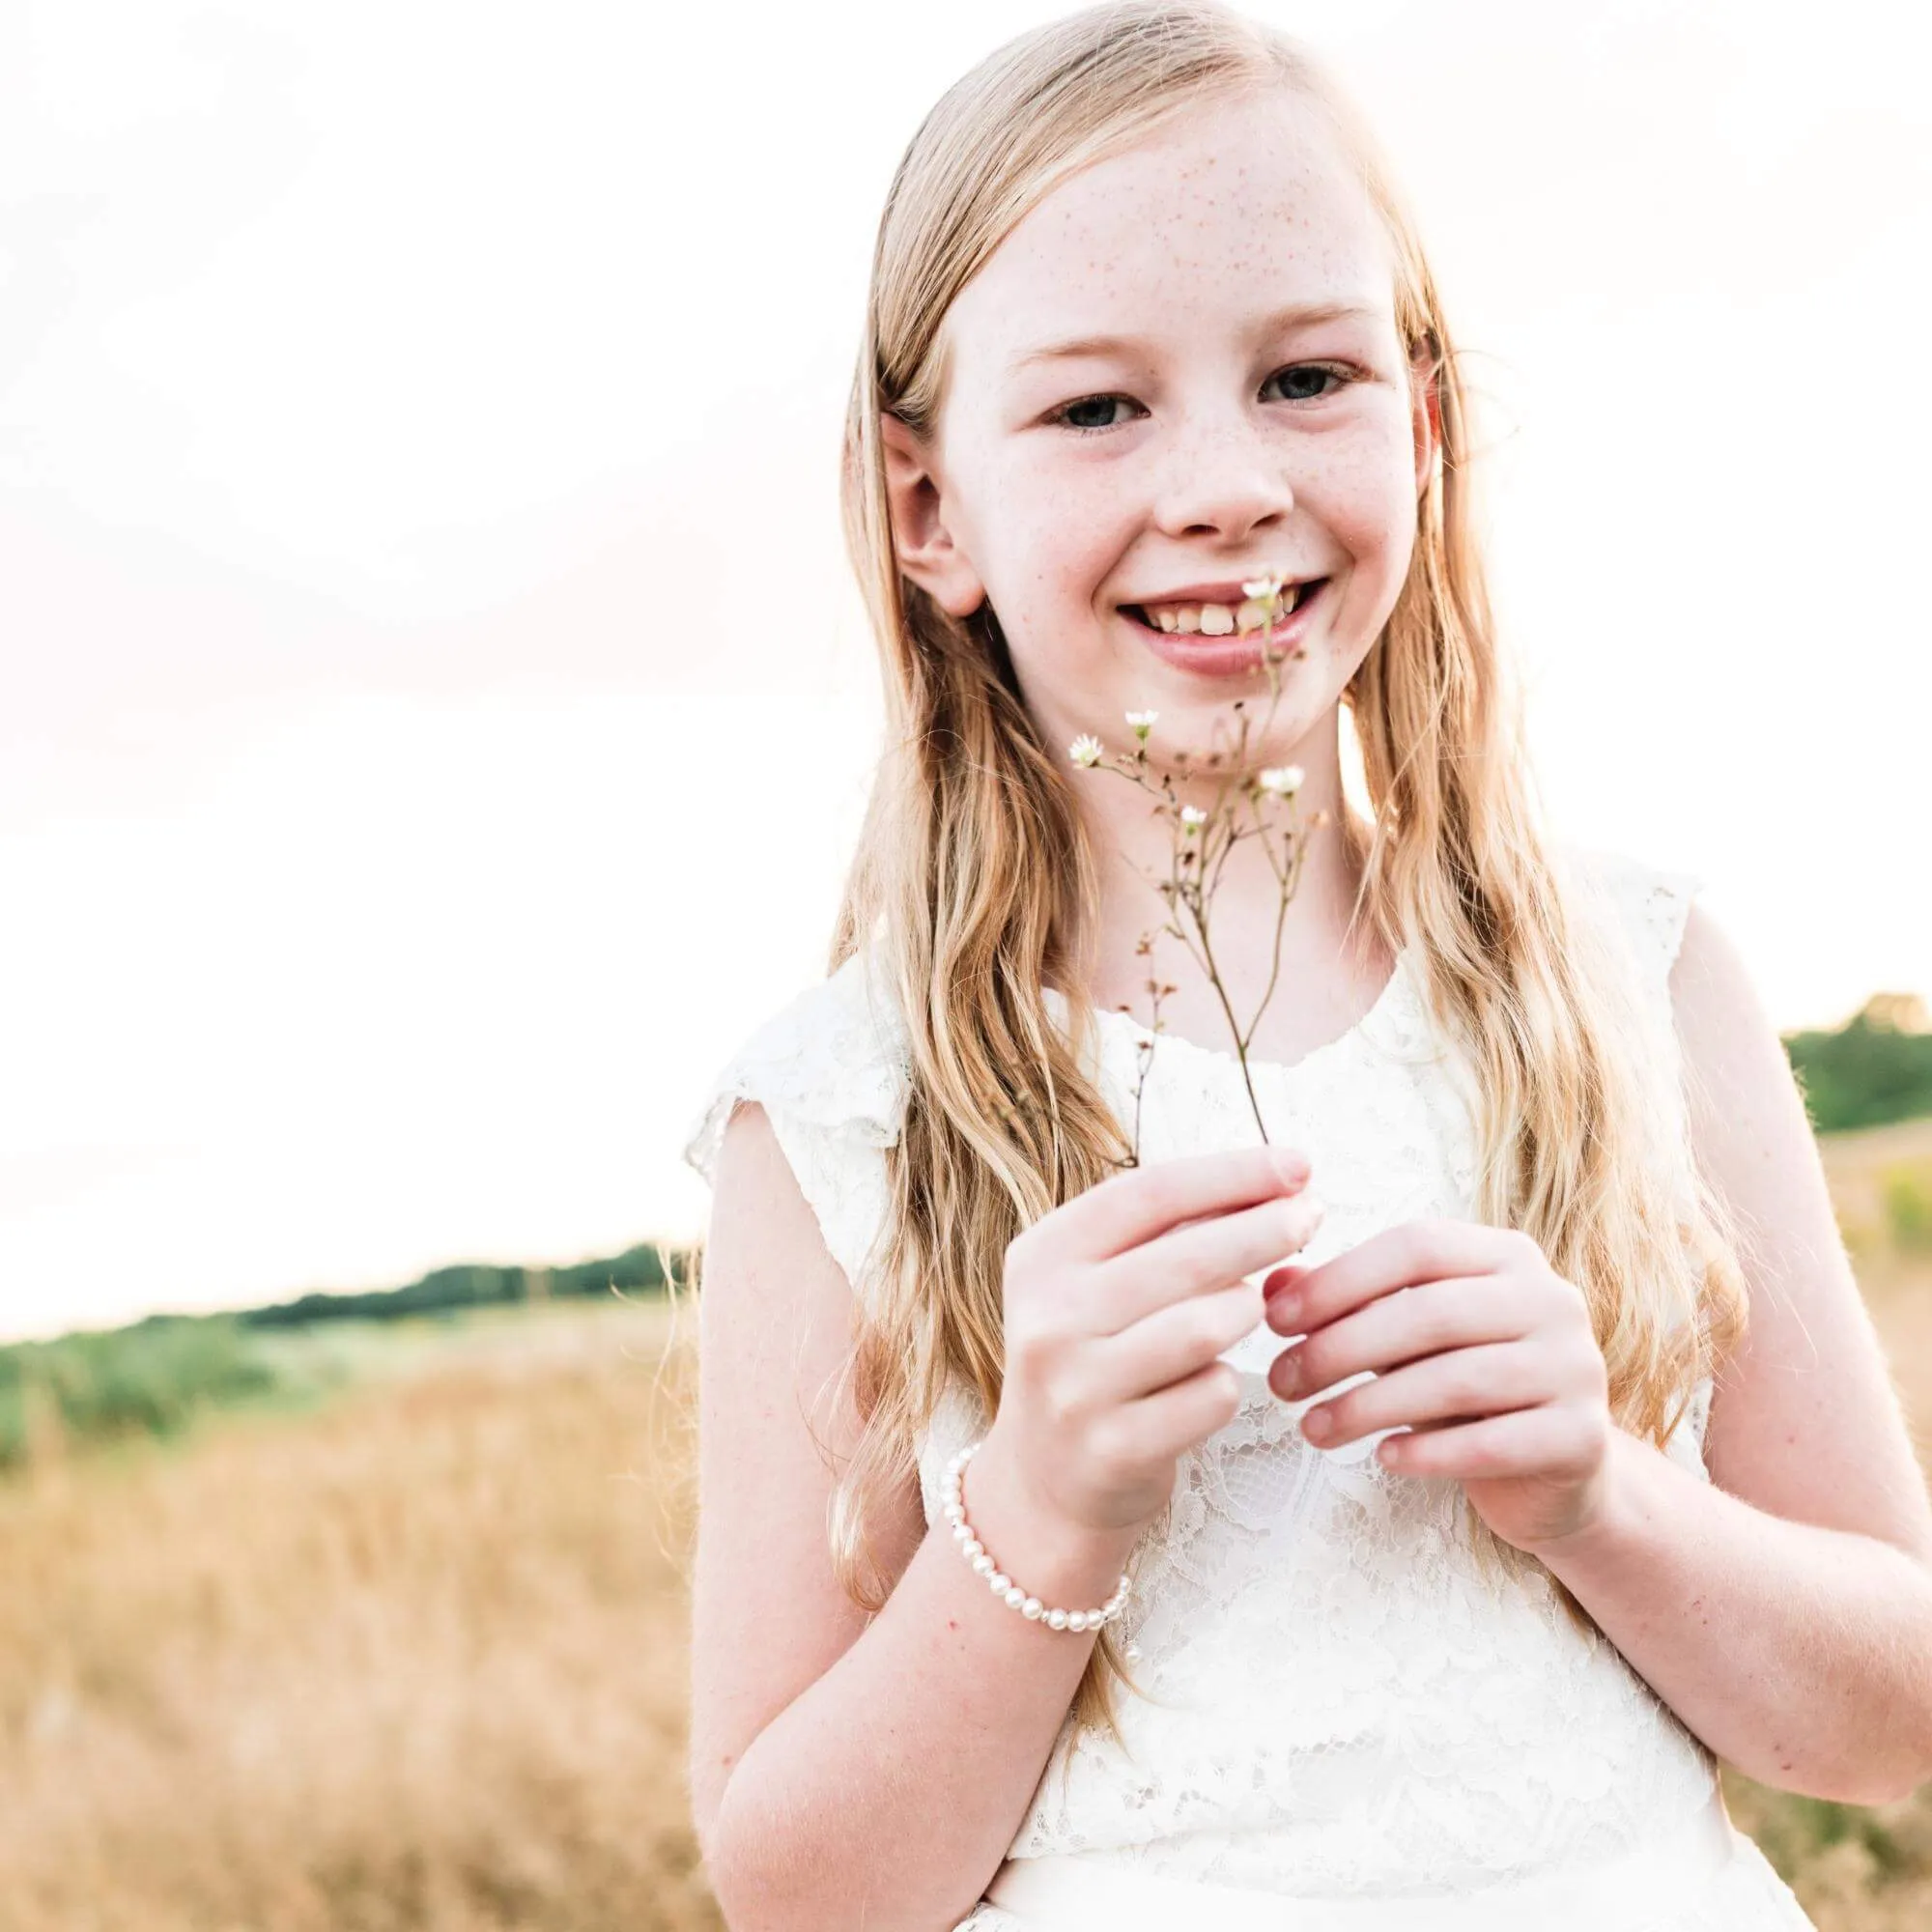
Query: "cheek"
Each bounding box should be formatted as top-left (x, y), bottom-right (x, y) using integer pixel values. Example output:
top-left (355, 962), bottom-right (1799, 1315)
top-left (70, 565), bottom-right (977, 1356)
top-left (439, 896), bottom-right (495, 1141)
top-left (1312, 432), bottom-right (1421, 571)
top-left (985, 457), bottom-right (1126, 597)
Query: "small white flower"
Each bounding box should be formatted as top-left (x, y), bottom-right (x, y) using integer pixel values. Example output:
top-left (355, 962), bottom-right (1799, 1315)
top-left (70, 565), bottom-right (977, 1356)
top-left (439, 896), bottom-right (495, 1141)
top-left (1241, 571), bottom-right (1286, 602)
top-left (1258, 765), bottom-right (1304, 796)
top-left (1068, 733), bottom-right (1105, 768)
top-left (1179, 805), bottom-right (1208, 832)
top-left (1124, 709), bottom-right (1158, 740)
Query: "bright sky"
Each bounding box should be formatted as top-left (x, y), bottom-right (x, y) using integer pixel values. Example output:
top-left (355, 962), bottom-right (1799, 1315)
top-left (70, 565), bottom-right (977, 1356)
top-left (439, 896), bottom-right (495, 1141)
top-left (3, 0), bottom-right (1927, 1346)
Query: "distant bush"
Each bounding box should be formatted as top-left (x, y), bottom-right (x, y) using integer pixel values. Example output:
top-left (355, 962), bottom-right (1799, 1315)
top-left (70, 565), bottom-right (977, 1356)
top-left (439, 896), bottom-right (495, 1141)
top-left (236, 1242), bottom-right (687, 1330)
top-left (0, 1314), bottom-right (279, 1473)
top-left (1784, 993), bottom-right (1932, 1134)
top-left (1884, 1162), bottom-right (1932, 1253)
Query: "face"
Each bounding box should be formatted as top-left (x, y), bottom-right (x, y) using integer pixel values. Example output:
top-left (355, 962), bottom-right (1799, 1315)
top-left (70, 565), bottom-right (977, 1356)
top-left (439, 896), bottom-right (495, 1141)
top-left (881, 90), bottom-right (1438, 771)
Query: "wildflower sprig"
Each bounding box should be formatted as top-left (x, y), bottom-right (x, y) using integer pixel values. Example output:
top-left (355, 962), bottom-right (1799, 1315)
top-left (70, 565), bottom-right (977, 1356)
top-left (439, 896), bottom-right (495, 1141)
top-left (1067, 569), bottom-right (1323, 1159)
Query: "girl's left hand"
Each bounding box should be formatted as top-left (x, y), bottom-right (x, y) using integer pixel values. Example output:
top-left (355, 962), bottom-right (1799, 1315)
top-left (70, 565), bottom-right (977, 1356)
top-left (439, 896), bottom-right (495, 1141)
top-left (1264, 1219), bottom-right (1614, 1554)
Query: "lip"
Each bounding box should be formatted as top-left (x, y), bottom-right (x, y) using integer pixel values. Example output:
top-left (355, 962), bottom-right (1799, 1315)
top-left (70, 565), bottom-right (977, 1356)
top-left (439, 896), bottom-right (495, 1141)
top-left (1123, 578), bottom-right (1330, 678)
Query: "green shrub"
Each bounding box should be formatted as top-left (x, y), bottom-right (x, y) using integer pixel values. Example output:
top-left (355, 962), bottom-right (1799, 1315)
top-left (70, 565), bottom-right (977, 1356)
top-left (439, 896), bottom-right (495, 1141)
top-left (1883, 1162), bottom-right (1932, 1252)
top-left (0, 1315), bottom-right (280, 1473)
top-left (1784, 994), bottom-right (1932, 1134)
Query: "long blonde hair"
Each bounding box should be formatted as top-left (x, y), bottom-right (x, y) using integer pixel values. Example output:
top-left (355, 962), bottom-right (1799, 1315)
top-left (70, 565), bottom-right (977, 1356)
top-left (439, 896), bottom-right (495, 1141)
top-left (751, 1), bottom-right (1749, 1750)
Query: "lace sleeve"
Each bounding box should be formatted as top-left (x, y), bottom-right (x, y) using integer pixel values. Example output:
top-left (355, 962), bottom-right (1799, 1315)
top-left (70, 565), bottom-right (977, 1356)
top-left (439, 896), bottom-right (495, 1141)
top-left (680, 948), bottom-right (910, 1316)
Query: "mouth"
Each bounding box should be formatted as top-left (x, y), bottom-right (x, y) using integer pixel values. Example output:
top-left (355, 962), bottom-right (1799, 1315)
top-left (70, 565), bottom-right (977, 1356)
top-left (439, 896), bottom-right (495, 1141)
top-left (1118, 578), bottom-right (1332, 674)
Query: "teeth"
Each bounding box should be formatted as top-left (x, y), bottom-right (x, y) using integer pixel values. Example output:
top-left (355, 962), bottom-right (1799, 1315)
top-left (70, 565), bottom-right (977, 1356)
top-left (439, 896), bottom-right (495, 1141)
top-left (1140, 584), bottom-right (1306, 635)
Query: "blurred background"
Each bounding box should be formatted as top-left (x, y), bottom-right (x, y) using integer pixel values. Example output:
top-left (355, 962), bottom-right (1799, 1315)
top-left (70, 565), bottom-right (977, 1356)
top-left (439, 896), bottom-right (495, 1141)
top-left (3, 1), bottom-right (1929, 1926)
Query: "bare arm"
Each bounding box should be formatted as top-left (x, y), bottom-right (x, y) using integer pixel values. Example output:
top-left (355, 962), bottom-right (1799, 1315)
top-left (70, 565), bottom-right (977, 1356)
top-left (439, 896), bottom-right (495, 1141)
top-left (689, 1101), bottom-right (1138, 1932)
top-left (1532, 900), bottom-right (1932, 1804)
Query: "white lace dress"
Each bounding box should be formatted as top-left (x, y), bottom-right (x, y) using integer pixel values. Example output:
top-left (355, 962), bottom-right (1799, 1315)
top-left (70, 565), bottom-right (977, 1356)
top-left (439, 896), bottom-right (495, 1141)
top-left (681, 845), bottom-right (1819, 1931)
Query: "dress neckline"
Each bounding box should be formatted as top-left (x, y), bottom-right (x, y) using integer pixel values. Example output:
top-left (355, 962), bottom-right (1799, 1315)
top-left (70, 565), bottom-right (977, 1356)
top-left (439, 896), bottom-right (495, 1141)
top-left (1075, 937), bottom-right (1418, 1089)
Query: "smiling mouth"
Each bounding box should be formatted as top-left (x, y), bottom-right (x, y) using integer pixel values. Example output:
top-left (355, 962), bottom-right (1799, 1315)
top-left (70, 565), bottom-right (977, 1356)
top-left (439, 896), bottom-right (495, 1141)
top-left (1121, 579), bottom-right (1330, 636)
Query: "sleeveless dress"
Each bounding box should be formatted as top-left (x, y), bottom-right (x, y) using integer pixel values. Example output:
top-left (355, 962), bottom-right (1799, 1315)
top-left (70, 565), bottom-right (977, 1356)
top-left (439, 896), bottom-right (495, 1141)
top-left (680, 844), bottom-right (1820, 1932)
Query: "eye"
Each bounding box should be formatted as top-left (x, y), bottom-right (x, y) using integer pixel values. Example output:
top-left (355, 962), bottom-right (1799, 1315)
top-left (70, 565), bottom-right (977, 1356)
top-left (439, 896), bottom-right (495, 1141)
top-left (1045, 362), bottom-right (1360, 437)
top-left (1265, 362), bottom-right (1357, 405)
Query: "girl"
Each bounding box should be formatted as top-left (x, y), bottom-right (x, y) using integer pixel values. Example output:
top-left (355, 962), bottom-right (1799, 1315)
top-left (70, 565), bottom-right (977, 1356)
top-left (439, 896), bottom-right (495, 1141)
top-left (678, 6), bottom-right (1932, 1928)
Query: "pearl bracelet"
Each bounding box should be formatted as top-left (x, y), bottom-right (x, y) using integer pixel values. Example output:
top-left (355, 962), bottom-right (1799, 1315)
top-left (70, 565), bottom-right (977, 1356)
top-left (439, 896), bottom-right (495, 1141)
top-left (942, 1440), bottom-right (1132, 1634)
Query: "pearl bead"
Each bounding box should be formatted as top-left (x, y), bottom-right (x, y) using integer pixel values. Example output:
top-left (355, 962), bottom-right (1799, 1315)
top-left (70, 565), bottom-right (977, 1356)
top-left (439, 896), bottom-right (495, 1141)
top-left (941, 1436), bottom-right (1119, 1638)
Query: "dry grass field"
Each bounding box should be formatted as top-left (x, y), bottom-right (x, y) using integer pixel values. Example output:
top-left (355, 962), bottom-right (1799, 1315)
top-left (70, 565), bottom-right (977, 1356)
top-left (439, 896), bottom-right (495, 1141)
top-left (4, 1121), bottom-right (1932, 1930)
top-left (0, 1298), bottom-right (721, 1932)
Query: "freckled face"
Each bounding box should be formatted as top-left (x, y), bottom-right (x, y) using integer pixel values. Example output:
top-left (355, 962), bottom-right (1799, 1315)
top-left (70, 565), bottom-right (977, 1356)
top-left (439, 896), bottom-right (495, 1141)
top-left (929, 92), bottom-right (1433, 760)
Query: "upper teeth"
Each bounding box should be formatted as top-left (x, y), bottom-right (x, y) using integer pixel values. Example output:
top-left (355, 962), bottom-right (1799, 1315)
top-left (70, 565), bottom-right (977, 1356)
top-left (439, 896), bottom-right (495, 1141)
top-left (1139, 586), bottom-right (1305, 634)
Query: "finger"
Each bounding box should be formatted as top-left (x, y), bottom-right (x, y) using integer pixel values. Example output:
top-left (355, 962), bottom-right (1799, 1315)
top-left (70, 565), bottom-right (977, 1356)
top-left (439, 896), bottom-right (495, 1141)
top-left (1264, 1220), bottom-right (1515, 1332)
top-left (1035, 1143), bottom-right (1311, 1269)
top-left (1375, 1403), bottom-right (1587, 1478)
top-left (1092, 1282), bottom-right (1265, 1401)
top-left (1095, 1189), bottom-right (1325, 1333)
top-left (1117, 1356), bottom-right (1244, 1464)
top-left (1266, 1271), bottom-right (1525, 1388)
top-left (1289, 1340), bottom-right (1547, 1449)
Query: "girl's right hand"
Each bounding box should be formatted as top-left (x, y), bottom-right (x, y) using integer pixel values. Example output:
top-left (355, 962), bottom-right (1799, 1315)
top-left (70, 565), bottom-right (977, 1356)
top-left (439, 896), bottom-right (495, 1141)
top-left (980, 1144), bottom-right (1324, 1538)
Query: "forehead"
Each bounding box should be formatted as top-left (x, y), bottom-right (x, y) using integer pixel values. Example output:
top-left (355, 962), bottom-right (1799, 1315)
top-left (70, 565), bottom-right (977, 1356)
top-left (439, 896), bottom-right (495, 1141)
top-left (944, 91), bottom-right (1395, 387)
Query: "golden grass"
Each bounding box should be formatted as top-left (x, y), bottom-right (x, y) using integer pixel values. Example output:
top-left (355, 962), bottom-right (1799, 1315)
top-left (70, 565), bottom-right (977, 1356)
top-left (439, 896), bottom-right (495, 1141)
top-left (0, 1299), bottom-right (719, 1932)
top-left (4, 1135), bottom-right (1932, 1929)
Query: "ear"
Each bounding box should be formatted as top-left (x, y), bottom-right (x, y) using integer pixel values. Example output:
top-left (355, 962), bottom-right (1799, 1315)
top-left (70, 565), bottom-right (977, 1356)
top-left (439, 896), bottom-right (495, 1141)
top-left (878, 411), bottom-right (986, 619)
top-left (1410, 337), bottom-right (1443, 498)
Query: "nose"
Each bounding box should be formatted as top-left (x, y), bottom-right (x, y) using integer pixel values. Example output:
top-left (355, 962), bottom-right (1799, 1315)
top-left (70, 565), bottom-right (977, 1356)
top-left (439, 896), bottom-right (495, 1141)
top-left (1148, 411), bottom-right (1296, 543)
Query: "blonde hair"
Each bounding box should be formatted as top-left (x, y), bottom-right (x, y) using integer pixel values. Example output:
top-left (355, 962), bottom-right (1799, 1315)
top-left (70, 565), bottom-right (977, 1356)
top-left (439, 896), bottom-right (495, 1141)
top-left (712, 1), bottom-right (1750, 1752)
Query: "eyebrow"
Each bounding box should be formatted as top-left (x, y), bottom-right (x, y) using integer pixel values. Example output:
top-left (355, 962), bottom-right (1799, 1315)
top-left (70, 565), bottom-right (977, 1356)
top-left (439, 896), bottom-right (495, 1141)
top-left (1003, 300), bottom-right (1382, 380)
